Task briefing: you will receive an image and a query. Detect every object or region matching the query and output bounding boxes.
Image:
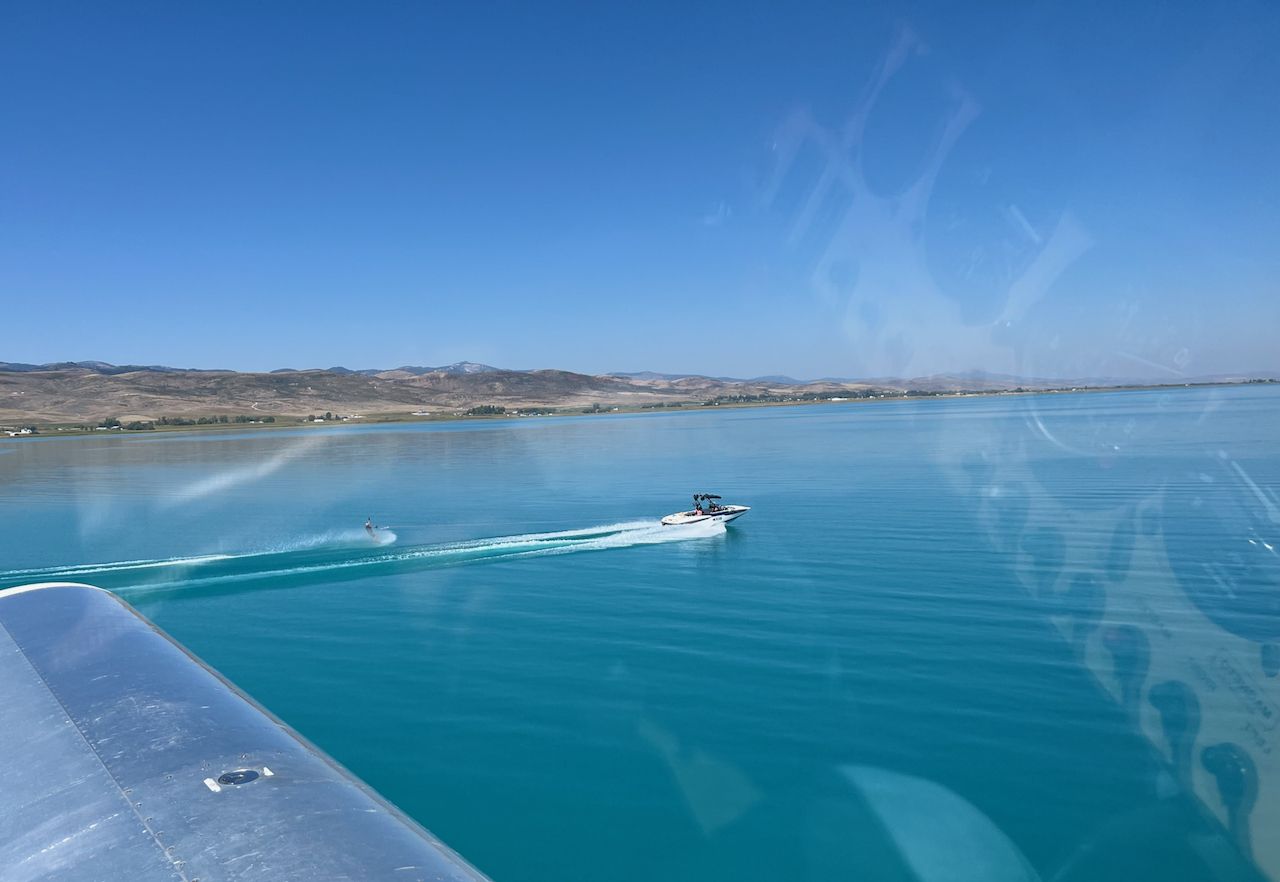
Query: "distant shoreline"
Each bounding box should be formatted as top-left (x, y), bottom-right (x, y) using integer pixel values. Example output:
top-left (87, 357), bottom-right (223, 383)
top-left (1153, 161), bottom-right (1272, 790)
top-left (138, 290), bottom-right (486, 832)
top-left (4, 379), bottom-right (1274, 442)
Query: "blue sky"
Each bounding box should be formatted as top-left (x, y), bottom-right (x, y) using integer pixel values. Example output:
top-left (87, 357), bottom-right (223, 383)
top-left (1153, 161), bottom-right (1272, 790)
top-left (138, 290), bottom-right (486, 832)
top-left (2, 1), bottom-right (1277, 380)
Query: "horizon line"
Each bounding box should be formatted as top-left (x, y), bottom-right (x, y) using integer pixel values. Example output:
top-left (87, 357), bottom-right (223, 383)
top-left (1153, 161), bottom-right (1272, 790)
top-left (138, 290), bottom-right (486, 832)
top-left (2, 358), bottom-right (1278, 386)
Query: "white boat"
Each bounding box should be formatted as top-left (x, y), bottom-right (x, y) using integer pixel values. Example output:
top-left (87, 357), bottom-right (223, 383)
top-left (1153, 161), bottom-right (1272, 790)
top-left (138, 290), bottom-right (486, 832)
top-left (661, 494), bottom-right (750, 526)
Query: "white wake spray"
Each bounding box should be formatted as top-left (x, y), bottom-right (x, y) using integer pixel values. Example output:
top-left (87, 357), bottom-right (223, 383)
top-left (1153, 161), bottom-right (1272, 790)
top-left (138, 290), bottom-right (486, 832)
top-left (0, 519), bottom-right (724, 595)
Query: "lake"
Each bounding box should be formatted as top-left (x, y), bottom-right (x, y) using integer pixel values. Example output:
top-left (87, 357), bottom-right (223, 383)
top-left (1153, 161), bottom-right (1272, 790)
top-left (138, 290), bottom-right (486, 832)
top-left (2, 385), bottom-right (1278, 882)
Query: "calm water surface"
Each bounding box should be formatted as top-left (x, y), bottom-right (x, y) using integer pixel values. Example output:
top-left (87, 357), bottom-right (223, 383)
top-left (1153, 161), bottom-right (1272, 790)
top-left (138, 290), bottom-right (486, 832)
top-left (3, 386), bottom-right (1278, 882)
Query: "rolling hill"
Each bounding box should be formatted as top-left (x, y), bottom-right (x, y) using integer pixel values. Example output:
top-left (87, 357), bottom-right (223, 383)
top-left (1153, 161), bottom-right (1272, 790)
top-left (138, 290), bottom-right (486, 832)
top-left (0, 362), bottom-right (876, 424)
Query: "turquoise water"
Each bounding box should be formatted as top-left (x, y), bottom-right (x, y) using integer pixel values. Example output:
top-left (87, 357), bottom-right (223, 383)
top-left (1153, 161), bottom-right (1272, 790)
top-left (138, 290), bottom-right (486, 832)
top-left (3, 386), bottom-right (1278, 881)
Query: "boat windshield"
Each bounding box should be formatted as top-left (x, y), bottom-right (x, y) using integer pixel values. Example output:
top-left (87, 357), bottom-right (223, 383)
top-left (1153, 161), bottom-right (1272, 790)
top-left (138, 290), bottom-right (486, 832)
top-left (3, 3), bottom-right (1275, 882)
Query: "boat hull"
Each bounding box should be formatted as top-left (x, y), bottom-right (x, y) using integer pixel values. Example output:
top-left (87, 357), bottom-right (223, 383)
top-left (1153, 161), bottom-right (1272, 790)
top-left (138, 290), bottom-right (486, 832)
top-left (661, 505), bottom-right (750, 526)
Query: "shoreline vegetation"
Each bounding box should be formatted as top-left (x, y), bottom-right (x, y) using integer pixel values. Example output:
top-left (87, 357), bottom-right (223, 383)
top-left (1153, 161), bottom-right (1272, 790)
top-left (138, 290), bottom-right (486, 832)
top-left (3, 378), bottom-right (1275, 440)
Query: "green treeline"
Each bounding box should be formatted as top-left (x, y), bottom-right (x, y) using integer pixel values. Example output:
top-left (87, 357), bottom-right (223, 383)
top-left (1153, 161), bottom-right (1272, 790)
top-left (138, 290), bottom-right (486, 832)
top-left (159, 415), bottom-right (276, 425)
top-left (87, 415), bottom-right (277, 431)
top-left (701, 390), bottom-right (879, 405)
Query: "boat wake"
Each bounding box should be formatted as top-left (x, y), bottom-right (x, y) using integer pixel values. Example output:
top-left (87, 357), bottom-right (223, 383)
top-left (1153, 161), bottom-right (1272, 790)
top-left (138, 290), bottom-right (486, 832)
top-left (263, 527), bottom-right (400, 551)
top-left (0, 519), bottom-right (723, 598)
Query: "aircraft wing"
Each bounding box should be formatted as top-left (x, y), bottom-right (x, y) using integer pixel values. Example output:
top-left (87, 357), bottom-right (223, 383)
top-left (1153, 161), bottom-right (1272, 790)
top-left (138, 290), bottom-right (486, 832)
top-left (0, 582), bottom-right (491, 882)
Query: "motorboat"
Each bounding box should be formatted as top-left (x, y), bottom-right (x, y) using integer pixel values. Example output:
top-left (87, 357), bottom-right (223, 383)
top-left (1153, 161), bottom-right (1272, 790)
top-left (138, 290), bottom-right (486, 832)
top-left (661, 493), bottom-right (750, 526)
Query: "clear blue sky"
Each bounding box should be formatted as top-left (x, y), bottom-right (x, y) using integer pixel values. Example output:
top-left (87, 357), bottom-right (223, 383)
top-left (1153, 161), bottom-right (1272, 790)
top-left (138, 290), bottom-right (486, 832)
top-left (3, 1), bottom-right (1277, 380)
